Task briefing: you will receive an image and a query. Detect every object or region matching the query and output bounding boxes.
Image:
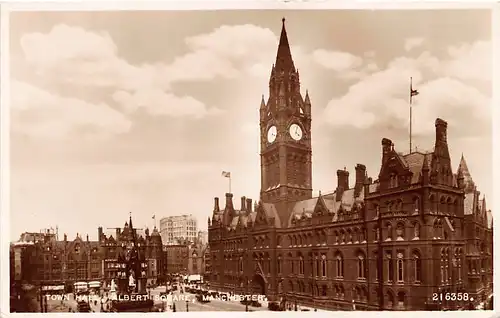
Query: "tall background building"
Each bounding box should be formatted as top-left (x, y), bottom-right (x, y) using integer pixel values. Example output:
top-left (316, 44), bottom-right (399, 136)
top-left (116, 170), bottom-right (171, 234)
top-left (159, 215), bottom-right (198, 245)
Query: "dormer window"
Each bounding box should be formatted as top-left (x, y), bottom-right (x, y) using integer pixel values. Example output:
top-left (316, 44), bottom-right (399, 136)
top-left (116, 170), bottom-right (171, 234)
top-left (389, 173), bottom-right (399, 188)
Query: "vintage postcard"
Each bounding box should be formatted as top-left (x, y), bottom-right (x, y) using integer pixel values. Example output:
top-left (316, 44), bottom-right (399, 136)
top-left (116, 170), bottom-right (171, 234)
top-left (3, 1), bottom-right (494, 313)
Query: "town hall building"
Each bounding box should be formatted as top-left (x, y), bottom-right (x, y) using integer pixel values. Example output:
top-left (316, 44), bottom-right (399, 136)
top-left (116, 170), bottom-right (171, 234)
top-left (207, 18), bottom-right (493, 311)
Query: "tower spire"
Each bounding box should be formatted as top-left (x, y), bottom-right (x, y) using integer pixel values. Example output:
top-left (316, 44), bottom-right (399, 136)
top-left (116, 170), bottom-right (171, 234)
top-left (275, 17), bottom-right (295, 72)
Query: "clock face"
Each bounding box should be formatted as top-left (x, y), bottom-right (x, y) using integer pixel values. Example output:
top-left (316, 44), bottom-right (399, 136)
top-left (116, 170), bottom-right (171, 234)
top-left (289, 123), bottom-right (303, 141)
top-left (267, 126), bottom-right (277, 143)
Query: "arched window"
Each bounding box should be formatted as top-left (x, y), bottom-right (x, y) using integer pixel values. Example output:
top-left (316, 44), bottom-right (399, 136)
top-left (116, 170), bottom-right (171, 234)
top-left (413, 222), bottom-right (420, 239)
top-left (386, 222), bottom-right (393, 240)
top-left (277, 255), bottom-right (282, 274)
top-left (374, 225), bottom-right (380, 241)
top-left (373, 251), bottom-right (379, 280)
top-left (321, 254), bottom-right (327, 277)
top-left (277, 235), bottom-right (282, 246)
top-left (386, 252), bottom-right (394, 282)
top-left (299, 255), bottom-right (304, 275)
top-left (447, 197), bottom-right (453, 214)
top-left (340, 231), bottom-right (346, 244)
top-left (289, 253), bottom-right (294, 274)
top-left (396, 223), bottom-right (405, 240)
top-left (358, 254), bottom-right (366, 279)
top-left (336, 254), bottom-right (344, 277)
top-left (239, 257), bottom-right (243, 272)
top-left (413, 197), bottom-right (420, 213)
top-left (360, 227), bottom-right (366, 242)
top-left (413, 252), bottom-right (422, 283)
top-left (397, 252), bottom-right (404, 282)
top-left (334, 231), bottom-right (339, 244)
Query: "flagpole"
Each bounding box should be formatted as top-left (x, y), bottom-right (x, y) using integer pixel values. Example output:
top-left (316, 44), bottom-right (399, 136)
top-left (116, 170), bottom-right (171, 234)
top-left (229, 176), bottom-right (232, 194)
top-left (409, 77), bottom-right (413, 154)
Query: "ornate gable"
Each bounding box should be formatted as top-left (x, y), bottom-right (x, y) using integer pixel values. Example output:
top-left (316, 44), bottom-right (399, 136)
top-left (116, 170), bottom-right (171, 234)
top-left (254, 203), bottom-right (270, 228)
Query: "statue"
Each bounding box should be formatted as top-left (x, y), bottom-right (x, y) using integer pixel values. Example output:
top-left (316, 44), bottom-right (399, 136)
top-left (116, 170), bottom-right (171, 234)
top-left (109, 279), bottom-right (117, 300)
top-left (129, 272), bottom-right (136, 290)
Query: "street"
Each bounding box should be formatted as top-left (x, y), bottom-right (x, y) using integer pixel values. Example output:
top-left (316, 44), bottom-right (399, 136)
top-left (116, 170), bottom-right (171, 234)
top-left (149, 284), bottom-right (268, 312)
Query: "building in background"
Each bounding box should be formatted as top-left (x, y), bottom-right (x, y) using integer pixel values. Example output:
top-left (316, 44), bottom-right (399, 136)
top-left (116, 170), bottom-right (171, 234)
top-left (197, 230), bottom-right (208, 245)
top-left (164, 244), bottom-right (189, 274)
top-left (9, 216), bottom-right (166, 291)
top-left (207, 18), bottom-right (493, 311)
top-left (187, 243), bottom-right (208, 276)
top-left (99, 215), bottom-right (165, 287)
top-left (159, 214), bottom-right (198, 245)
top-left (10, 230), bottom-right (101, 291)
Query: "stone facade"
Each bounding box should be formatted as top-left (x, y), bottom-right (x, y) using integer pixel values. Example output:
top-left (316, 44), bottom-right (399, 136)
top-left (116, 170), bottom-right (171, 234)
top-left (207, 18), bottom-right (493, 311)
top-left (10, 216), bottom-right (166, 288)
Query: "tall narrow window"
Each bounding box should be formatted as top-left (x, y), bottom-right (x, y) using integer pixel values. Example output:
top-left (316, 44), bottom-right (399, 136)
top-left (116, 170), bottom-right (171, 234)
top-left (413, 197), bottom-right (420, 213)
top-left (336, 255), bottom-right (344, 277)
top-left (315, 256), bottom-right (319, 277)
top-left (299, 256), bottom-right (304, 275)
top-left (414, 253), bottom-right (422, 282)
top-left (277, 256), bottom-right (282, 274)
top-left (374, 252), bottom-right (379, 281)
top-left (290, 254), bottom-right (295, 274)
top-left (457, 253), bottom-right (462, 282)
top-left (387, 253), bottom-right (394, 282)
top-left (397, 253), bottom-right (404, 282)
top-left (358, 254), bottom-right (366, 279)
top-left (321, 254), bottom-right (327, 277)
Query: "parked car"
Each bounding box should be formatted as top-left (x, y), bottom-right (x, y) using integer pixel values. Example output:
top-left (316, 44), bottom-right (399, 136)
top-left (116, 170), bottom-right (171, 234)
top-left (268, 302), bottom-right (284, 311)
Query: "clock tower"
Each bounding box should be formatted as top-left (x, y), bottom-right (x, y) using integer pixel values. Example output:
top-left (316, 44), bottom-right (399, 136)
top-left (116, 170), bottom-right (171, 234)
top-left (260, 18), bottom-right (313, 204)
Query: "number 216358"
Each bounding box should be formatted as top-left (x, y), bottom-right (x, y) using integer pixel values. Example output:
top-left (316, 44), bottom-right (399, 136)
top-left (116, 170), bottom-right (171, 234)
top-left (433, 293), bottom-right (470, 301)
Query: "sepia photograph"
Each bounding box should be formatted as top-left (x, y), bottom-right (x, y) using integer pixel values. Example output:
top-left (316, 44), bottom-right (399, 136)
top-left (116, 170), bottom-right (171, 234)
top-left (5, 4), bottom-right (494, 313)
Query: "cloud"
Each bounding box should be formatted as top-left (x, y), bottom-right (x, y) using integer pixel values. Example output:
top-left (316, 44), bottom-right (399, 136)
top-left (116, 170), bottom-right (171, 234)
top-left (443, 41), bottom-right (491, 82)
top-left (312, 49), bottom-right (378, 79)
top-left (11, 80), bottom-right (131, 139)
top-left (112, 89), bottom-right (223, 118)
top-left (19, 23), bottom-right (291, 89)
top-left (323, 40), bottom-right (491, 135)
top-left (312, 50), bottom-right (363, 72)
top-left (404, 37), bottom-right (425, 51)
top-left (20, 24), bottom-right (165, 90)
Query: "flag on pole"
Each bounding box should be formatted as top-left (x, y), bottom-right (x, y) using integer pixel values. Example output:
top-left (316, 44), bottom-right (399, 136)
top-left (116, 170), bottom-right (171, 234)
top-left (411, 88), bottom-right (419, 97)
top-left (221, 171), bottom-right (231, 178)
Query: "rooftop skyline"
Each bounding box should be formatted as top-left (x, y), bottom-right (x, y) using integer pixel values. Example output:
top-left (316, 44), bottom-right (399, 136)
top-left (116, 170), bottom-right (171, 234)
top-left (9, 10), bottom-right (492, 241)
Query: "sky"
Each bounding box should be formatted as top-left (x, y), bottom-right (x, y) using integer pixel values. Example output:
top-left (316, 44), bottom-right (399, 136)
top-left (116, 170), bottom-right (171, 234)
top-left (9, 9), bottom-right (492, 242)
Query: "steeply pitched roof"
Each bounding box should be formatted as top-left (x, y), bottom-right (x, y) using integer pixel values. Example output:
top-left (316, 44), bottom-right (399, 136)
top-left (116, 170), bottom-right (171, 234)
top-left (457, 154), bottom-right (475, 191)
top-left (274, 18), bottom-right (295, 73)
top-left (401, 151), bottom-right (432, 184)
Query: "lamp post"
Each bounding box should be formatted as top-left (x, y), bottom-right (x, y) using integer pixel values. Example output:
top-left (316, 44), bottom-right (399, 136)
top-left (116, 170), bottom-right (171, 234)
top-left (185, 299), bottom-right (189, 312)
top-left (245, 277), bottom-right (250, 312)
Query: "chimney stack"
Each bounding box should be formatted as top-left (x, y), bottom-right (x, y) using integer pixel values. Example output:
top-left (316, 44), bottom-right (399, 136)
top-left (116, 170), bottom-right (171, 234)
top-left (336, 168), bottom-right (349, 201)
top-left (355, 164), bottom-right (366, 194)
top-left (98, 227), bottom-right (103, 241)
top-left (246, 198), bottom-right (253, 213)
top-left (241, 196), bottom-right (246, 211)
top-left (435, 118), bottom-right (448, 144)
top-left (213, 197), bottom-right (220, 212)
top-left (381, 138), bottom-right (393, 165)
top-left (225, 193), bottom-right (234, 210)
top-left (337, 168), bottom-right (349, 190)
top-left (116, 228), bottom-right (121, 238)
